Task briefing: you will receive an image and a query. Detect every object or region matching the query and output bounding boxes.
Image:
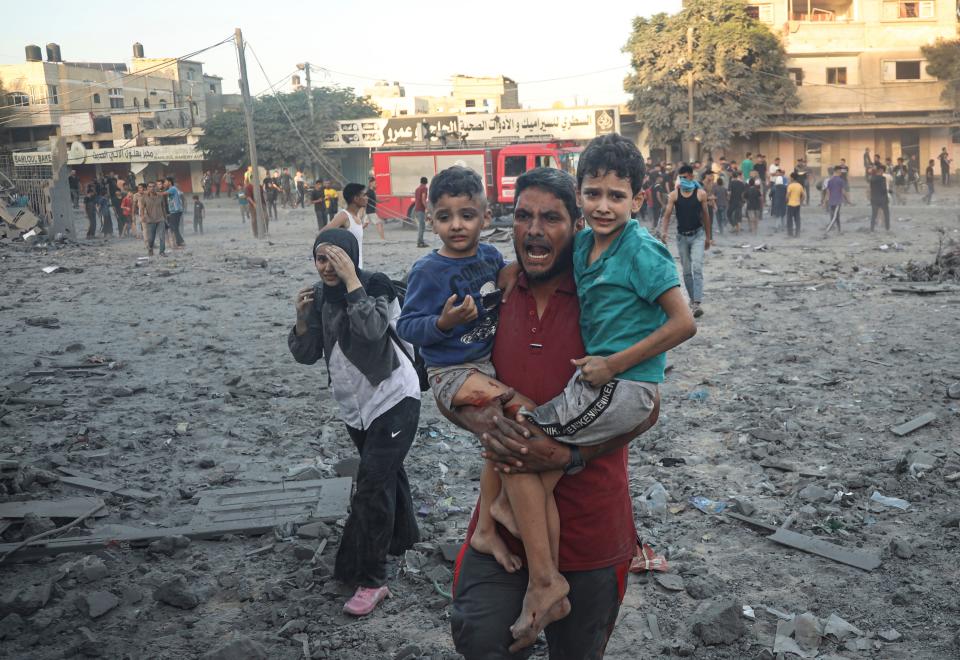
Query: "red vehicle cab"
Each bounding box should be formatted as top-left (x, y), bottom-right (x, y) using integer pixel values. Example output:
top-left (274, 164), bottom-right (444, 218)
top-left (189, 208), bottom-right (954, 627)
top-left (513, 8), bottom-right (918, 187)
top-left (371, 142), bottom-right (581, 221)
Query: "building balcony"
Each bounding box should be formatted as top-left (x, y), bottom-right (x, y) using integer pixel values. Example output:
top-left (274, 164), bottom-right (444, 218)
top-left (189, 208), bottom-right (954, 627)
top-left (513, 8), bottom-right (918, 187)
top-left (783, 21), bottom-right (867, 53)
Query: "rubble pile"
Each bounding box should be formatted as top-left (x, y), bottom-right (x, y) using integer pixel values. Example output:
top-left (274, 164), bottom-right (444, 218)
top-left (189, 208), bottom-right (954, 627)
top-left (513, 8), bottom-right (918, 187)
top-left (905, 235), bottom-right (960, 282)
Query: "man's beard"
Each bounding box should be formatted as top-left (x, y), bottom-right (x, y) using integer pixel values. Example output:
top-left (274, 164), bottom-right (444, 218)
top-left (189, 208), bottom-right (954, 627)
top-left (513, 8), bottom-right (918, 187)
top-left (514, 239), bottom-right (574, 283)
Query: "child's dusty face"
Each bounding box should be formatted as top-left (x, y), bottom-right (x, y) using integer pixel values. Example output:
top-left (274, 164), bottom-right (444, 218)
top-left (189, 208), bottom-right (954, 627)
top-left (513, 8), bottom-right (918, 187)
top-left (578, 170), bottom-right (640, 240)
top-left (430, 194), bottom-right (489, 256)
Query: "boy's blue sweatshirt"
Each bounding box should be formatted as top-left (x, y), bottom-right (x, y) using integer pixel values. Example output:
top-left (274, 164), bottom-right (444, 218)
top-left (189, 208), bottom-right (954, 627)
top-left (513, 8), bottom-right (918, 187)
top-left (396, 243), bottom-right (505, 367)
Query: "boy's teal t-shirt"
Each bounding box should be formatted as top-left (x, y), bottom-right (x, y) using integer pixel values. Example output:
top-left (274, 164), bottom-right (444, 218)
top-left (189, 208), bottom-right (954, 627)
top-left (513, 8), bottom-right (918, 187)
top-left (573, 219), bottom-right (680, 383)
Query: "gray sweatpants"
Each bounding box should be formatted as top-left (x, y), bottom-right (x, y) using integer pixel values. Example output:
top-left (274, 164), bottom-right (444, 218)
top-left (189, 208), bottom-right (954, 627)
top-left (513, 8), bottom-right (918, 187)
top-left (524, 373), bottom-right (658, 446)
top-left (427, 359), bottom-right (498, 411)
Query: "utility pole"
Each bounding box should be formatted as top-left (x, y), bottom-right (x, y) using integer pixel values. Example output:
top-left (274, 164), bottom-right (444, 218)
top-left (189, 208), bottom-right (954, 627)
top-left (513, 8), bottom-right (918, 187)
top-left (685, 25), bottom-right (698, 164)
top-left (299, 62), bottom-right (317, 181)
top-left (235, 28), bottom-right (266, 238)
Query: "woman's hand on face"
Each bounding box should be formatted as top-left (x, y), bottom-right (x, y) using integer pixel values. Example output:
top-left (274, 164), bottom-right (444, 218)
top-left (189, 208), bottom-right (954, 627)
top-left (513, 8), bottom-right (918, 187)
top-left (321, 245), bottom-right (360, 287)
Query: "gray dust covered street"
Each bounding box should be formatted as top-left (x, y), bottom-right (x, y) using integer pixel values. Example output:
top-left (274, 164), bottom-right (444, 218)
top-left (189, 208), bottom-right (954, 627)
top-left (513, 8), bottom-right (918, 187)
top-left (1, 194), bottom-right (959, 659)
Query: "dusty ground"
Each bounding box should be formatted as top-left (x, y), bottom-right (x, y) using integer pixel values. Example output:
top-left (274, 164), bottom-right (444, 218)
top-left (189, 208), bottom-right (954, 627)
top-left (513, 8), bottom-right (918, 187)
top-left (1, 189), bottom-right (958, 659)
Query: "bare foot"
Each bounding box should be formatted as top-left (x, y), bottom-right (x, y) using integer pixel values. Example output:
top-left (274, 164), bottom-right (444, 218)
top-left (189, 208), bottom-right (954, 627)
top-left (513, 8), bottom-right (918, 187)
top-left (490, 489), bottom-right (520, 537)
top-left (469, 527), bottom-right (522, 573)
top-left (509, 575), bottom-right (570, 649)
top-left (509, 596), bottom-right (571, 652)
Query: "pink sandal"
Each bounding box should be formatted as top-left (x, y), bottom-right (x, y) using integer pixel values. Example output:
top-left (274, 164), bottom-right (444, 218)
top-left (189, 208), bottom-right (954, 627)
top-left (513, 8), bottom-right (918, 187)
top-left (343, 585), bottom-right (391, 616)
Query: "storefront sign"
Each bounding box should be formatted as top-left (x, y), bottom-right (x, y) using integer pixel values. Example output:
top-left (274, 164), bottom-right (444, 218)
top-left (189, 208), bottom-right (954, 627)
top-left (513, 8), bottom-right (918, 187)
top-left (318, 107), bottom-right (620, 149)
top-left (13, 144), bottom-right (205, 167)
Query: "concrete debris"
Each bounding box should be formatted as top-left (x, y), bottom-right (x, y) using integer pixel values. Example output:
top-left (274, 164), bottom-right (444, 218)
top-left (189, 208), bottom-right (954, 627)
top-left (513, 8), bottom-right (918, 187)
top-left (201, 636), bottom-right (268, 660)
top-left (79, 590), bottom-right (119, 619)
top-left (147, 535), bottom-right (191, 556)
top-left (689, 599), bottom-right (745, 645)
top-left (154, 576), bottom-right (200, 610)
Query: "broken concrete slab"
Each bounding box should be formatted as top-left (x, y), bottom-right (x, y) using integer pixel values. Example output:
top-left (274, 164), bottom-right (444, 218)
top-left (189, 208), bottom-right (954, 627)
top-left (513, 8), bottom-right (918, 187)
top-left (0, 497), bottom-right (108, 520)
top-left (190, 477), bottom-right (351, 528)
top-left (296, 521), bottom-right (331, 540)
top-left (653, 573), bottom-right (685, 592)
top-left (769, 528), bottom-right (882, 571)
top-left (57, 468), bottom-right (160, 501)
top-left (890, 412), bottom-right (936, 437)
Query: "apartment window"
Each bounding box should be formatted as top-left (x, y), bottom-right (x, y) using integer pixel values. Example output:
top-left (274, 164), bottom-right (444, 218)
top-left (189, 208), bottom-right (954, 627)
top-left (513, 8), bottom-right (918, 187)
top-left (882, 59), bottom-right (927, 81)
top-left (187, 69), bottom-right (195, 80)
top-left (745, 3), bottom-right (773, 22)
top-left (47, 85), bottom-right (59, 105)
top-left (8, 92), bottom-right (29, 107)
top-left (827, 67), bottom-right (847, 85)
top-left (788, 68), bottom-right (804, 86)
top-left (790, 0), bottom-right (853, 21)
top-left (465, 99), bottom-right (476, 108)
top-left (882, 0), bottom-right (934, 18)
top-left (209, 84), bottom-right (216, 93)
top-left (123, 123), bottom-right (134, 139)
top-left (896, 61), bottom-right (921, 79)
top-left (92, 93), bottom-right (101, 104)
top-left (110, 97), bottom-right (124, 109)
top-left (159, 99), bottom-right (167, 110)
top-left (143, 99), bottom-right (150, 108)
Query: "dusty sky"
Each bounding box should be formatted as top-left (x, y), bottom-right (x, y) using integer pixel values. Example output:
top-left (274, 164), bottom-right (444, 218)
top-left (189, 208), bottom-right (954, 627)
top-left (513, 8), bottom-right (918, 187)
top-left (0, 0), bottom-right (681, 108)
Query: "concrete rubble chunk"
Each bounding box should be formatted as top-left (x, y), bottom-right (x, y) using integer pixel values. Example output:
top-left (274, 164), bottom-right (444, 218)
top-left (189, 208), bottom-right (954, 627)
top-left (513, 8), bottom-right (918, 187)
top-left (0, 581), bottom-right (52, 617)
top-left (689, 598), bottom-right (745, 645)
top-left (154, 576), bottom-right (200, 610)
top-left (878, 628), bottom-right (902, 642)
top-left (148, 535), bottom-right (191, 556)
top-left (0, 613), bottom-right (24, 640)
top-left (798, 483), bottom-right (834, 502)
top-left (80, 591), bottom-right (119, 619)
top-left (296, 521), bottom-right (332, 540)
top-left (201, 636), bottom-right (268, 660)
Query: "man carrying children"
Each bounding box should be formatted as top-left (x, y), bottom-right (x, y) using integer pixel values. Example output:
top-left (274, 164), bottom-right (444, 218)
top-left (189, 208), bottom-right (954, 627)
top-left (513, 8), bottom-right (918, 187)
top-left (399, 134), bottom-right (695, 658)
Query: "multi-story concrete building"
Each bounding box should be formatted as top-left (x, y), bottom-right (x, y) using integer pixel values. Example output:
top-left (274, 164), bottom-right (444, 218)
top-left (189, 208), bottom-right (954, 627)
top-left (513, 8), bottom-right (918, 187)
top-left (0, 42), bottom-right (234, 190)
top-left (741, 0), bottom-right (959, 176)
top-left (362, 81), bottom-right (431, 117)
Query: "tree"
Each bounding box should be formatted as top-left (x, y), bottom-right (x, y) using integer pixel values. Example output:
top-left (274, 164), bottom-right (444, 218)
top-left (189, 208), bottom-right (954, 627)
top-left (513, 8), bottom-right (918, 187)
top-left (198, 86), bottom-right (379, 169)
top-left (922, 39), bottom-right (960, 110)
top-left (623, 0), bottom-right (799, 153)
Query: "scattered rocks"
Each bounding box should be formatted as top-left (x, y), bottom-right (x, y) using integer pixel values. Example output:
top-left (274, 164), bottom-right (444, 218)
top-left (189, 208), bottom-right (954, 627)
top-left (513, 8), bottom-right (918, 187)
top-left (292, 544), bottom-right (316, 561)
top-left (685, 575), bottom-right (723, 600)
top-left (79, 591), bottom-right (119, 619)
top-left (394, 643), bottom-right (423, 660)
top-left (0, 581), bottom-right (52, 617)
top-left (729, 497), bottom-right (756, 516)
top-left (689, 599), bottom-right (745, 646)
top-left (20, 513), bottom-right (56, 538)
top-left (154, 576), bottom-right (200, 610)
top-left (890, 538), bottom-right (915, 559)
top-left (297, 521), bottom-right (332, 540)
top-left (798, 483), bottom-right (834, 503)
top-left (878, 628), bottom-right (903, 642)
top-left (0, 613), bottom-right (24, 640)
top-left (940, 511), bottom-right (960, 528)
top-left (147, 535), bottom-right (191, 556)
top-left (947, 382), bottom-right (960, 399)
top-left (197, 457), bottom-right (216, 469)
top-left (74, 556), bottom-right (109, 584)
top-left (654, 572), bottom-right (686, 592)
top-left (201, 636), bottom-right (268, 660)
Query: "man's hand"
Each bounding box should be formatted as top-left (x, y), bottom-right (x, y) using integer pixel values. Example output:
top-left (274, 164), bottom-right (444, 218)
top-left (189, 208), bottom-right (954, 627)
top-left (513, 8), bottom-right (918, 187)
top-left (436, 294), bottom-right (478, 331)
top-left (704, 237), bottom-right (712, 251)
top-left (571, 356), bottom-right (616, 388)
top-left (482, 419), bottom-right (571, 474)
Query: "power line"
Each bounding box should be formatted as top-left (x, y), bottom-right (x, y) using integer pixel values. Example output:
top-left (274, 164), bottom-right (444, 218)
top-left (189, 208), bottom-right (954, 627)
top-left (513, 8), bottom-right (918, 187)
top-left (307, 63), bottom-right (631, 89)
top-left (245, 42), bottom-right (344, 186)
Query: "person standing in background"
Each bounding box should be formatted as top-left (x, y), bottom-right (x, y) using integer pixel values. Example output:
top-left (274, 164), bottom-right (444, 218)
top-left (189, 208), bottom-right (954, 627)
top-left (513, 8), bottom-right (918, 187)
top-left (414, 176), bottom-right (429, 248)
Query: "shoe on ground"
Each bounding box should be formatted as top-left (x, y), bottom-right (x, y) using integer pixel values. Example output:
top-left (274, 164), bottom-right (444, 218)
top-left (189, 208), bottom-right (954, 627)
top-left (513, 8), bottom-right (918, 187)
top-left (148, 249), bottom-right (154, 256)
top-left (692, 302), bottom-right (704, 318)
top-left (417, 242), bottom-right (429, 248)
top-left (343, 585), bottom-right (390, 616)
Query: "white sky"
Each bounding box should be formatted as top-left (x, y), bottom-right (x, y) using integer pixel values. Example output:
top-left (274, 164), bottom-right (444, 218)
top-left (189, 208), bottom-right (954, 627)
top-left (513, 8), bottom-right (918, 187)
top-left (0, 0), bottom-right (681, 109)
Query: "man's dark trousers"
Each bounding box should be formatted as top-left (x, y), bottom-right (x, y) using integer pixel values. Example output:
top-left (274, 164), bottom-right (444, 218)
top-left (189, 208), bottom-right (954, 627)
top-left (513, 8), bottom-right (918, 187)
top-left (452, 547), bottom-right (626, 659)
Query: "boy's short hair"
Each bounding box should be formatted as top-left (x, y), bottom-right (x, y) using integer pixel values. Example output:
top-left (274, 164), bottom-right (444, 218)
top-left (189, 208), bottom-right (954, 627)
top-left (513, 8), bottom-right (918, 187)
top-left (343, 182), bottom-right (366, 205)
top-left (166, 176), bottom-right (175, 185)
top-left (678, 164), bottom-right (694, 175)
top-left (428, 166), bottom-right (486, 208)
top-left (420, 176), bottom-right (429, 184)
top-left (576, 133), bottom-right (646, 195)
top-left (515, 167), bottom-right (579, 225)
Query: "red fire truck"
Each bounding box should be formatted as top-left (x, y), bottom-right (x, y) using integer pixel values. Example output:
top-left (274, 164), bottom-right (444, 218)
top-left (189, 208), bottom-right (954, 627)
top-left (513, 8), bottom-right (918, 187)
top-left (371, 142), bottom-right (582, 221)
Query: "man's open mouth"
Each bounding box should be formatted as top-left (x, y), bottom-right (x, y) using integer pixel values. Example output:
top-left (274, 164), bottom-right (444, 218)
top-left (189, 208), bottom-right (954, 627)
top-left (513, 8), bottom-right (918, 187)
top-left (525, 244), bottom-right (551, 262)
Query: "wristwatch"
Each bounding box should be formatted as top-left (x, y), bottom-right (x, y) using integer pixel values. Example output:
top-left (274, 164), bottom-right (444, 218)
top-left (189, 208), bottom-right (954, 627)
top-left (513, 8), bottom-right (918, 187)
top-left (563, 445), bottom-right (586, 476)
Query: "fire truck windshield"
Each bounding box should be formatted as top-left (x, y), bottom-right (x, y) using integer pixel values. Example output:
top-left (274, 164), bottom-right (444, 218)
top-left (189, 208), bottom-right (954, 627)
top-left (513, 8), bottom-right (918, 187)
top-left (559, 151), bottom-right (580, 176)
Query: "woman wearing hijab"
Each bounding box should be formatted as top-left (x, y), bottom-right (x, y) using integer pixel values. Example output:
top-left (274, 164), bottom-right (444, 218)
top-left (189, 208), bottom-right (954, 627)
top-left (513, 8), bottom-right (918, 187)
top-left (288, 229), bottom-right (421, 617)
top-left (769, 174), bottom-right (788, 232)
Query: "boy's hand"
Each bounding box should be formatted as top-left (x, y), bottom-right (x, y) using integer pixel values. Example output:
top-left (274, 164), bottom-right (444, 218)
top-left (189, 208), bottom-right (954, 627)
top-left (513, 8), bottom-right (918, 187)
top-left (571, 356), bottom-right (616, 387)
top-left (436, 294), bottom-right (478, 331)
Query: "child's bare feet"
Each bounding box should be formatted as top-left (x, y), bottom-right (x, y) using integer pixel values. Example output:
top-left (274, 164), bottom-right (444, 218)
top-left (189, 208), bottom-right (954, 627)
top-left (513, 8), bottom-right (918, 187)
top-left (508, 574), bottom-right (571, 651)
top-left (490, 489), bottom-right (520, 537)
top-left (469, 526), bottom-right (522, 573)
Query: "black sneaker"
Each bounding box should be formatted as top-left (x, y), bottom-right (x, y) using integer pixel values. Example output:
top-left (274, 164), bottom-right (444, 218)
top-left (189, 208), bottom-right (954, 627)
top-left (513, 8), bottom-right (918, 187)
top-left (692, 302), bottom-right (704, 318)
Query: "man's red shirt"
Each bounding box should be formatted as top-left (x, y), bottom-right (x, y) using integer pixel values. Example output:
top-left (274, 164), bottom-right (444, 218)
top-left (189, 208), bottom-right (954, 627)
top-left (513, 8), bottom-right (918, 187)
top-left (414, 184), bottom-right (428, 211)
top-left (463, 271), bottom-right (636, 572)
